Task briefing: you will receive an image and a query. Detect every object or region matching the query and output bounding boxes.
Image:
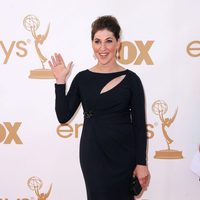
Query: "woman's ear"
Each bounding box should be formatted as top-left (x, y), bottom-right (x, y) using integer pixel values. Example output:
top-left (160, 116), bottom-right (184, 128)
top-left (117, 39), bottom-right (121, 50)
top-left (116, 39), bottom-right (121, 59)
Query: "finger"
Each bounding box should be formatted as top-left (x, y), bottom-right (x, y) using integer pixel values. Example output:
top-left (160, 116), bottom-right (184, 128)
top-left (66, 61), bottom-right (73, 71)
top-left (48, 60), bottom-right (53, 69)
top-left (138, 177), bottom-right (145, 184)
top-left (58, 53), bottom-right (65, 65)
top-left (55, 53), bottom-right (60, 64)
top-left (139, 176), bottom-right (148, 188)
top-left (138, 179), bottom-right (146, 188)
top-left (68, 61), bottom-right (73, 66)
top-left (51, 56), bottom-right (57, 66)
top-left (140, 176), bottom-right (148, 182)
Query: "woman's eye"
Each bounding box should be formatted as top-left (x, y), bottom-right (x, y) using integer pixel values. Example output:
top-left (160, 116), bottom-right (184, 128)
top-left (94, 40), bottom-right (100, 44)
top-left (106, 40), bottom-right (113, 43)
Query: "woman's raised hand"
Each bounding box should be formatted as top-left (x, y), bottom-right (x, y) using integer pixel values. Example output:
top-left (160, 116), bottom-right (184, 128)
top-left (48, 53), bottom-right (73, 84)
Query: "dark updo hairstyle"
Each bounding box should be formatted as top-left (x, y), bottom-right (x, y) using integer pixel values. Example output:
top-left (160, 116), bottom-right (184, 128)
top-left (91, 15), bottom-right (121, 41)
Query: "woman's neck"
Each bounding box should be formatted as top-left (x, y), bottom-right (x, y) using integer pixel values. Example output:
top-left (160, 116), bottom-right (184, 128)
top-left (91, 63), bottom-right (124, 73)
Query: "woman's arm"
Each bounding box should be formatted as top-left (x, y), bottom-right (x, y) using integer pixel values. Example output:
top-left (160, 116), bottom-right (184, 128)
top-left (49, 53), bottom-right (81, 123)
top-left (129, 72), bottom-right (149, 188)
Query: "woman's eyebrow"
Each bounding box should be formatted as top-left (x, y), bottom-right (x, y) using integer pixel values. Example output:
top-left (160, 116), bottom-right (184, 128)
top-left (94, 37), bottom-right (113, 40)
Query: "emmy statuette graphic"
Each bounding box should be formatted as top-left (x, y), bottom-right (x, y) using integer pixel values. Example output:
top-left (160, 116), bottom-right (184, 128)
top-left (23, 15), bottom-right (54, 79)
top-left (152, 100), bottom-right (183, 159)
top-left (28, 176), bottom-right (52, 200)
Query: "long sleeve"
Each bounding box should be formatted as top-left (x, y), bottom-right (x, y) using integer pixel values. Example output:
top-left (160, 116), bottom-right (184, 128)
top-left (55, 73), bottom-right (81, 124)
top-left (129, 73), bottom-right (147, 165)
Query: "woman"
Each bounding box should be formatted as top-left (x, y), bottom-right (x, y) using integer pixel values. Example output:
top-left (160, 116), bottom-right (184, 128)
top-left (49, 15), bottom-right (149, 200)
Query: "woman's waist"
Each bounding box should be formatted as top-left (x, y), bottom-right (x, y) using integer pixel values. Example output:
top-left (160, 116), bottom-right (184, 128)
top-left (83, 110), bottom-right (132, 123)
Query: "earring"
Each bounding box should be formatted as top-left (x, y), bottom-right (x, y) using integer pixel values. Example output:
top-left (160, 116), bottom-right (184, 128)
top-left (116, 50), bottom-right (120, 60)
top-left (93, 54), bottom-right (96, 60)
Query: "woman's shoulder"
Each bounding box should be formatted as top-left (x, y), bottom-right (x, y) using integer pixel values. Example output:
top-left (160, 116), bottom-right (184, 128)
top-left (78, 69), bottom-right (88, 74)
top-left (126, 69), bottom-right (145, 90)
top-left (126, 69), bottom-right (142, 81)
top-left (73, 69), bottom-right (88, 78)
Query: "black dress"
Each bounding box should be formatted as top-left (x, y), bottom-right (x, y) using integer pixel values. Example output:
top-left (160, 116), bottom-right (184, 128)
top-left (55, 69), bottom-right (147, 200)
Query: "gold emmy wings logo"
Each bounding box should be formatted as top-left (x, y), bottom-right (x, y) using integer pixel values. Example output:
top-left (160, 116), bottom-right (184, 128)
top-left (152, 100), bottom-right (183, 159)
top-left (27, 176), bottom-right (52, 200)
top-left (23, 15), bottom-right (54, 79)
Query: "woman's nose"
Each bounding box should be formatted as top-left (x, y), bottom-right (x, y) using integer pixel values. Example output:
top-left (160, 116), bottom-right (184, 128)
top-left (100, 43), bottom-right (106, 50)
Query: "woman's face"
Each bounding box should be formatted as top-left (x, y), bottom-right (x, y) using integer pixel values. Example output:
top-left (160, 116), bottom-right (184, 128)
top-left (92, 29), bottom-right (120, 66)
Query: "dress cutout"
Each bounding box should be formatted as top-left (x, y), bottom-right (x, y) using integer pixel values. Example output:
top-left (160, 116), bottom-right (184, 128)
top-left (100, 74), bottom-right (126, 94)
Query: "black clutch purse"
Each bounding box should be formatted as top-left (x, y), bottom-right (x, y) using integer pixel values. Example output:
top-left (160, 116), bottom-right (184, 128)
top-left (129, 176), bottom-right (142, 196)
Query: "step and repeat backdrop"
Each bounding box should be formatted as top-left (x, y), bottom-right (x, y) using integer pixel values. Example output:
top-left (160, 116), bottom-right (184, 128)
top-left (0, 0), bottom-right (200, 199)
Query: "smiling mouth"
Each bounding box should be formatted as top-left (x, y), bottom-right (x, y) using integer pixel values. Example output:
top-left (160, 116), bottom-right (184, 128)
top-left (99, 53), bottom-right (109, 57)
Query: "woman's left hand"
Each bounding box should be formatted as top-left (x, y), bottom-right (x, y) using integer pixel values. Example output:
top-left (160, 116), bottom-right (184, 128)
top-left (133, 165), bottom-right (150, 189)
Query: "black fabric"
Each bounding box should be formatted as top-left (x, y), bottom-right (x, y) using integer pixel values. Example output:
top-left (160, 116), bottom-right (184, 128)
top-left (55, 69), bottom-right (147, 200)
